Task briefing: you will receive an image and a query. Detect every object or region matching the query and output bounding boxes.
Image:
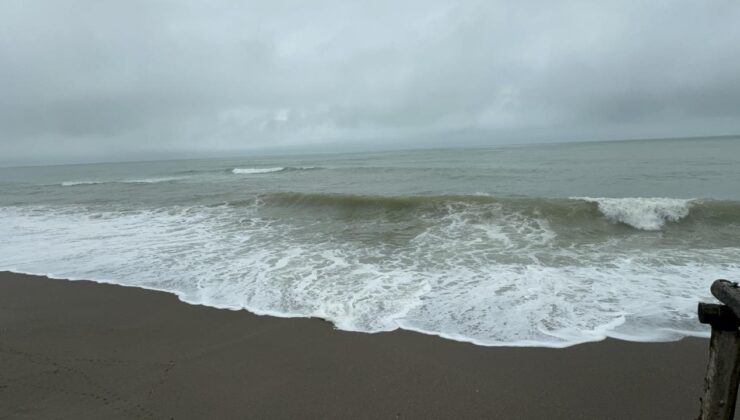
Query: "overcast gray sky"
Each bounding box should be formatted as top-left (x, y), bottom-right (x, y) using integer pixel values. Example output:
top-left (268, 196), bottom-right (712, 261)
top-left (1, 0), bottom-right (739, 164)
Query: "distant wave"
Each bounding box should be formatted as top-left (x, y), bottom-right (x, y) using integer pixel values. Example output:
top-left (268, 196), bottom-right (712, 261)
top-left (232, 167), bottom-right (285, 174)
top-left (60, 167), bottom-right (323, 184)
top-left (61, 177), bottom-right (185, 187)
top-left (61, 180), bottom-right (104, 186)
top-left (232, 166), bottom-right (321, 175)
top-left (573, 197), bottom-right (693, 230)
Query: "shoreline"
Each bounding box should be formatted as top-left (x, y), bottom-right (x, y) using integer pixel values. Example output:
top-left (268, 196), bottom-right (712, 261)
top-left (1, 269), bottom-right (711, 349)
top-left (0, 271), bottom-right (719, 419)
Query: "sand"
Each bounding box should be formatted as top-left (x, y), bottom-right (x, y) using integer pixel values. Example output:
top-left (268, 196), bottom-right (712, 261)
top-left (0, 271), bottom-right (717, 419)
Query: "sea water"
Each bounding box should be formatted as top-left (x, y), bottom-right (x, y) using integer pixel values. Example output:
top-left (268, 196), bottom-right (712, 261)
top-left (1, 137), bottom-right (739, 347)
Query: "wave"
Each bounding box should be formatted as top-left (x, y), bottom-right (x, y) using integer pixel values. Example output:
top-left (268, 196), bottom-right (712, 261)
top-left (247, 192), bottom-right (739, 231)
top-left (233, 167), bottom-right (284, 174)
top-left (572, 197), bottom-right (693, 230)
top-left (1, 201), bottom-right (735, 347)
top-left (232, 166), bottom-right (321, 175)
top-left (61, 180), bottom-right (105, 186)
top-left (61, 177), bottom-right (186, 187)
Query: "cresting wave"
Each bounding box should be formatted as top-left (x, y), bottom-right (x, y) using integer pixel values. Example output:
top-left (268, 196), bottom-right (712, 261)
top-left (572, 197), bottom-right (693, 230)
top-left (61, 176), bottom-right (186, 186)
top-left (232, 166), bottom-right (320, 174)
top-left (248, 192), bottom-right (738, 231)
top-left (1, 194), bottom-right (738, 347)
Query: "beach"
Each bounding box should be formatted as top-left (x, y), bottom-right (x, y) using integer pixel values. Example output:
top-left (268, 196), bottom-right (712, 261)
top-left (0, 271), bottom-right (717, 419)
top-left (3, 139), bottom-right (739, 348)
top-left (3, 0), bottom-right (739, 417)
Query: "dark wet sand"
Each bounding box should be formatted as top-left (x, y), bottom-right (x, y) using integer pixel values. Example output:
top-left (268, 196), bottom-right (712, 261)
top-left (0, 271), bottom-right (715, 419)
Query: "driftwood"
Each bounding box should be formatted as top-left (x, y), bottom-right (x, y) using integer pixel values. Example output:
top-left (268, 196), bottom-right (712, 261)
top-left (698, 280), bottom-right (740, 420)
top-left (712, 280), bottom-right (740, 319)
top-left (699, 303), bottom-right (740, 330)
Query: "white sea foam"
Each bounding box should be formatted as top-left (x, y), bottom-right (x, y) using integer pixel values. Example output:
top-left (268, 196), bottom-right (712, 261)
top-left (124, 177), bottom-right (186, 183)
top-left (61, 177), bottom-right (185, 186)
top-left (232, 167), bottom-right (285, 174)
top-left (573, 197), bottom-right (693, 230)
top-left (0, 203), bottom-right (731, 347)
top-left (231, 166), bottom-right (320, 175)
top-left (61, 180), bottom-right (105, 186)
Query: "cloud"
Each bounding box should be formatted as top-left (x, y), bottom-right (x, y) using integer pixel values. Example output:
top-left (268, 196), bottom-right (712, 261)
top-left (1, 0), bottom-right (739, 163)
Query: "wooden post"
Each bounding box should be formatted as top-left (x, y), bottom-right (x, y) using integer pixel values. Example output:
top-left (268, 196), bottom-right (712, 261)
top-left (698, 281), bottom-right (740, 420)
top-left (699, 319), bottom-right (740, 419)
top-left (712, 280), bottom-right (740, 319)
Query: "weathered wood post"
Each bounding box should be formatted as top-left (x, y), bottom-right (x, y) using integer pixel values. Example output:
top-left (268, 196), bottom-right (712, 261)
top-left (698, 280), bottom-right (740, 420)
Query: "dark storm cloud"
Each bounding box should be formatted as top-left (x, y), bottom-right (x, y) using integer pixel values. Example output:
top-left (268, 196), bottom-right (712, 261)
top-left (1, 0), bottom-right (739, 163)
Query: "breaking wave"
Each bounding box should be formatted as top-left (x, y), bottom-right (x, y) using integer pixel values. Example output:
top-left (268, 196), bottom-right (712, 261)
top-left (248, 192), bottom-right (739, 231)
top-left (232, 166), bottom-right (320, 175)
top-left (61, 180), bottom-right (105, 186)
top-left (1, 193), bottom-right (738, 347)
top-left (61, 177), bottom-right (186, 187)
top-left (573, 197), bottom-right (694, 230)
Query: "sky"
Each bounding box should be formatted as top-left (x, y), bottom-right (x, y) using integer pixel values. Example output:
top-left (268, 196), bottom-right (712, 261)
top-left (1, 0), bottom-right (740, 164)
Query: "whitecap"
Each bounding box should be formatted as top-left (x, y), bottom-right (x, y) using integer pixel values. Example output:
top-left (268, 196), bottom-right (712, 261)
top-left (232, 167), bottom-right (285, 174)
top-left (573, 197), bottom-right (693, 230)
top-left (61, 176), bottom-right (185, 186)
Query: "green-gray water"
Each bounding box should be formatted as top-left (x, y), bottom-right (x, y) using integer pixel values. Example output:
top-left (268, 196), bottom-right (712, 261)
top-left (1, 137), bottom-right (739, 346)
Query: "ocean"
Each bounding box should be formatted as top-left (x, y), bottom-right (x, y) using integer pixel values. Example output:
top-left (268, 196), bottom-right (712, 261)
top-left (1, 136), bottom-right (739, 347)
